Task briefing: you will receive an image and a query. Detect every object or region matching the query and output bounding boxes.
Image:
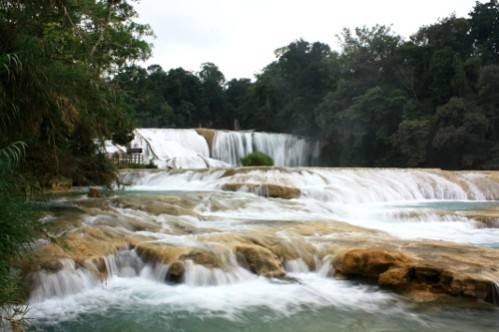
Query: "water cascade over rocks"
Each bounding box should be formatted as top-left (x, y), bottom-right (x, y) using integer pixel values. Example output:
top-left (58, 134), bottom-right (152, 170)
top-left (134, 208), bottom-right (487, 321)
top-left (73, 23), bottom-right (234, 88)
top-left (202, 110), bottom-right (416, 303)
top-left (19, 167), bottom-right (499, 331)
top-left (124, 128), bottom-right (320, 168)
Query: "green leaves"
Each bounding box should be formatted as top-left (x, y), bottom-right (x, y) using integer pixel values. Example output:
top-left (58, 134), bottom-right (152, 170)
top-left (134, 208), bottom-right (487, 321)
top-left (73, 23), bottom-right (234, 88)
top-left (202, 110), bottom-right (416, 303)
top-left (0, 161), bottom-right (39, 309)
top-left (240, 151), bottom-right (274, 166)
top-left (0, 53), bottom-right (22, 78)
top-left (0, 0), bottom-right (153, 185)
top-left (0, 142), bottom-right (27, 165)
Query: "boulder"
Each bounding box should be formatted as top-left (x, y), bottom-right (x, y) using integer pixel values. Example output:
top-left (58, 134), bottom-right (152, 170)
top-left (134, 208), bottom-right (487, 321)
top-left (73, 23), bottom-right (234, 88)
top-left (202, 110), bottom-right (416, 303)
top-left (334, 249), bottom-right (412, 278)
top-left (334, 247), bottom-right (499, 305)
top-left (47, 177), bottom-right (72, 192)
top-left (179, 249), bottom-right (224, 269)
top-left (222, 182), bottom-right (300, 199)
top-left (234, 244), bottom-right (285, 277)
top-left (88, 187), bottom-right (102, 198)
top-left (166, 261), bottom-right (185, 283)
top-left (112, 196), bottom-right (200, 217)
top-left (134, 242), bottom-right (188, 265)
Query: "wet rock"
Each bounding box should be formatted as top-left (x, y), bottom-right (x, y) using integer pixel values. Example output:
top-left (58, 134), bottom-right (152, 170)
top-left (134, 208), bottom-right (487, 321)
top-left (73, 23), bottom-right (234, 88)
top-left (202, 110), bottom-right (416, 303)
top-left (222, 182), bottom-right (300, 199)
top-left (134, 242), bottom-right (188, 265)
top-left (20, 227), bottom-right (136, 277)
top-left (335, 249), bottom-right (412, 278)
top-left (88, 187), bottom-right (102, 198)
top-left (335, 247), bottom-right (499, 305)
top-left (179, 249), bottom-right (223, 268)
top-left (47, 177), bottom-right (72, 192)
top-left (112, 196), bottom-right (199, 217)
top-left (234, 244), bottom-right (285, 277)
top-left (39, 260), bottom-right (64, 273)
top-left (194, 128), bottom-right (216, 152)
top-left (166, 261), bottom-right (185, 283)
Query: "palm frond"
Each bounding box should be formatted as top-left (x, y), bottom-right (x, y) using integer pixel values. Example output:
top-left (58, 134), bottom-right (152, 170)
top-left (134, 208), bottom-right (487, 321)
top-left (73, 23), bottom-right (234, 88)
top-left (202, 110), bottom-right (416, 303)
top-left (0, 141), bottom-right (27, 165)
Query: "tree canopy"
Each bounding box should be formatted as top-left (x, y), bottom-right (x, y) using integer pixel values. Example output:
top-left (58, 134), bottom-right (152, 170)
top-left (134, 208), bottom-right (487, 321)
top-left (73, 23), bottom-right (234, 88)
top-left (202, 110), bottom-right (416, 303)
top-left (2, 0), bottom-right (498, 179)
top-left (1, 0), bottom-right (152, 185)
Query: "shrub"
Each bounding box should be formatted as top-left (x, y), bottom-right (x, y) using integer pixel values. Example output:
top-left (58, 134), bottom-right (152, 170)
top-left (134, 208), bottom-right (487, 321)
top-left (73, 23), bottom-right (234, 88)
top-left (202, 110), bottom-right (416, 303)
top-left (0, 162), bottom-right (40, 322)
top-left (240, 151), bottom-right (274, 166)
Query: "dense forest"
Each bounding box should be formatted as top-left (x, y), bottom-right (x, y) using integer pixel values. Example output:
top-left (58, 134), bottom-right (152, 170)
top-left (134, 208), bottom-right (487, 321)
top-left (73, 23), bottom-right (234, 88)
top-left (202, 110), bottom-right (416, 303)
top-left (1, 0), bottom-right (152, 186)
top-left (115, 0), bottom-right (499, 170)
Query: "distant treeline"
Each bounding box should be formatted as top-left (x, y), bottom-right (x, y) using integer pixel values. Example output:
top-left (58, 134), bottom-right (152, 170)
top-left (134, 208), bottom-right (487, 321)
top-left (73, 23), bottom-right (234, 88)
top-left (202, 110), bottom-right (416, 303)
top-left (114, 1), bottom-right (498, 169)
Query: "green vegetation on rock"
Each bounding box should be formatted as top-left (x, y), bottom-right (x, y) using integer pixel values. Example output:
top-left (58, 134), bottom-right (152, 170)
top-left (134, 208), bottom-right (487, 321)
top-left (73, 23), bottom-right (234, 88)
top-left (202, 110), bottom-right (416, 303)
top-left (240, 151), bottom-right (274, 166)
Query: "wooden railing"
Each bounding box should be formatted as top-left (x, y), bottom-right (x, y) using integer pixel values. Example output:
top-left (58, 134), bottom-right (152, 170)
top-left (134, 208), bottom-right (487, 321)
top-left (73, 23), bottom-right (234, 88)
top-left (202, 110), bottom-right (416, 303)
top-left (109, 148), bottom-right (144, 165)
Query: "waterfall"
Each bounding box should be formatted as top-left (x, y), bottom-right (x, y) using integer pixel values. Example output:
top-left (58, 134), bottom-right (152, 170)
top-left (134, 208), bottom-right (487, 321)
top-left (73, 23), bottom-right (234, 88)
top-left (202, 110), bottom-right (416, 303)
top-left (211, 130), bottom-right (320, 167)
top-left (284, 258), bottom-right (310, 273)
top-left (120, 129), bottom-right (320, 168)
top-left (122, 168), bottom-right (499, 202)
top-left (28, 259), bottom-right (100, 303)
top-left (103, 249), bottom-right (145, 278)
top-left (212, 131), bottom-right (253, 166)
top-left (22, 165), bottom-right (499, 330)
top-left (130, 128), bottom-right (228, 169)
top-left (182, 260), bottom-right (254, 286)
top-left (252, 132), bottom-right (319, 166)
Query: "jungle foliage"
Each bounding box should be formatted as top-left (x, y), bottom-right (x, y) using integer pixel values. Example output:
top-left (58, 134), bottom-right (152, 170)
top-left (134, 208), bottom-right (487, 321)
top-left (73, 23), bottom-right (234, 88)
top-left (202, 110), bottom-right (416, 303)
top-left (118, 0), bottom-right (499, 170)
top-left (0, 0), bottom-right (152, 318)
top-left (0, 0), bottom-right (152, 186)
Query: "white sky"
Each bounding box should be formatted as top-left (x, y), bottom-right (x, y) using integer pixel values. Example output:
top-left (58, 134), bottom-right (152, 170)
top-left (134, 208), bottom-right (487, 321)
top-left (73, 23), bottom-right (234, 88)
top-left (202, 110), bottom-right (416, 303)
top-left (134, 0), bottom-right (485, 81)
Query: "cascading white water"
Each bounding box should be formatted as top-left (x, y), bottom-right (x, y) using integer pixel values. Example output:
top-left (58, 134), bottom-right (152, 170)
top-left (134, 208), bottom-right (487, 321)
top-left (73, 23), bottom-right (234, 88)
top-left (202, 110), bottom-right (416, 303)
top-left (28, 248), bottom-right (261, 303)
top-left (212, 131), bottom-right (253, 166)
top-left (252, 132), bottom-right (320, 166)
top-left (109, 128), bottom-right (321, 168)
top-left (183, 260), bottom-right (255, 286)
top-left (120, 167), bottom-right (499, 246)
top-left (23, 167), bottom-right (499, 331)
top-left (103, 249), bottom-right (145, 278)
top-left (211, 130), bottom-right (320, 166)
top-left (123, 168), bottom-right (499, 202)
top-left (130, 128), bottom-right (228, 168)
top-left (28, 259), bottom-right (100, 303)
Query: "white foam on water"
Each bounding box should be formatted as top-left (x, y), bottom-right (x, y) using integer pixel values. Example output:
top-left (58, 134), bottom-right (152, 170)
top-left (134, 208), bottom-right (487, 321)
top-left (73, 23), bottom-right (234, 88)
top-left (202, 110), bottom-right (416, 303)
top-left (128, 129), bottom-right (229, 169)
top-left (122, 168), bottom-right (499, 202)
top-left (122, 168), bottom-right (226, 191)
top-left (27, 270), bottom-right (401, 325)
top-left (284, 258), bottom-right (310, 273)
top-left (25, 167), bottom-right (499, 330)
top-left (323, 200), bottom-right (499, 246)
top-left (118, 167), bottom-right (499, 247)
top-left (28, 259), bottom-right (100, 303)
top-left (183, 260), bottom-right (255, 286)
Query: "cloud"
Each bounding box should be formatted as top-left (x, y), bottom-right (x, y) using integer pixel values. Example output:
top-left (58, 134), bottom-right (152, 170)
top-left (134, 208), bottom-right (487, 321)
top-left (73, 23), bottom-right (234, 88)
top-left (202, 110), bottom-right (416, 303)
top-left (135, 0), bottom-right (484, 80)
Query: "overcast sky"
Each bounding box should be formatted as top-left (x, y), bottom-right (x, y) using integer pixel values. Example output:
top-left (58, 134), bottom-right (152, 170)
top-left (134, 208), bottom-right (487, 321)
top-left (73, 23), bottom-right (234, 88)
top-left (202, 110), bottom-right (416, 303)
top-left (134, 0), bottom-right (485, 81)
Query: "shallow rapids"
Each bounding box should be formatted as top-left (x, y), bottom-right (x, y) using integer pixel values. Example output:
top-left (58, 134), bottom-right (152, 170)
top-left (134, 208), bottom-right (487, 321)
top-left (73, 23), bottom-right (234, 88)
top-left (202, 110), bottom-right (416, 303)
top-left (19, 167), bottom-right (499, 331)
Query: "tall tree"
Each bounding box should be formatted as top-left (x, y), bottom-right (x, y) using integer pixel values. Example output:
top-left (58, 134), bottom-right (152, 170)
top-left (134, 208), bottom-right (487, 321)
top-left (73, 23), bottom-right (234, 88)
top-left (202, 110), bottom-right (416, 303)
top-left (469, 0), bottom-right (499, 64)
top-left (226, 78), bottom-right (252, 130)
top-left (162, 67), bottom-right (206, 127)
top-left (336, 25), bottom-right (402, 96)
top-left (198, 62), bottom-right (231, 128)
